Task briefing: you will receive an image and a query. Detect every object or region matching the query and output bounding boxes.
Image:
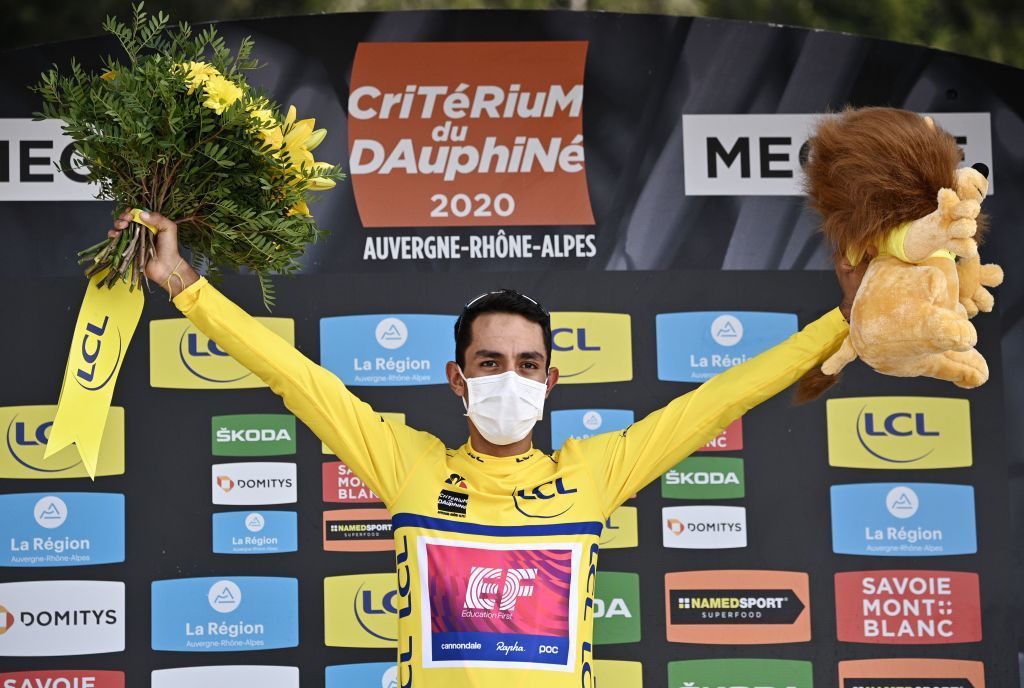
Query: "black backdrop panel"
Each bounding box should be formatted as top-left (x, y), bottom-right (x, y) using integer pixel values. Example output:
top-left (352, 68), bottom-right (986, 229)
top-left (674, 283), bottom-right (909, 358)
top-left (0, 270), bottom-right (1013, 687)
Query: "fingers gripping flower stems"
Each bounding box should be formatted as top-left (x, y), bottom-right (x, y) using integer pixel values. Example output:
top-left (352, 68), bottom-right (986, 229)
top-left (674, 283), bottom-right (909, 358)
top-left (35, 3), bottom-right (344, 309)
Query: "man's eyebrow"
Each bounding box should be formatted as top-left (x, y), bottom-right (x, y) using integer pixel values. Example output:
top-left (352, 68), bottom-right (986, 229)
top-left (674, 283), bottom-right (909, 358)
top-left (472, 349), bottom-right (545, 360)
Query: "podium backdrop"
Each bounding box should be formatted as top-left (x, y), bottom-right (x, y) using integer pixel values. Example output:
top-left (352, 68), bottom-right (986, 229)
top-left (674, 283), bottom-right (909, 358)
top-left (0, 10), bottom-right (1021, 688)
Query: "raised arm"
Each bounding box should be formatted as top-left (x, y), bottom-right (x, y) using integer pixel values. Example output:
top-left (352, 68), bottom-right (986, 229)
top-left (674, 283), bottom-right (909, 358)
top-left (574, 259), bottom-right (864, 517)
top-left (110, 210), bottom-right (439, 508)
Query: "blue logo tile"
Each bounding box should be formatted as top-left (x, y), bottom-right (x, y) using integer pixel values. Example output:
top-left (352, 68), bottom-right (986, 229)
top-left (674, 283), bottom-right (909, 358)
top-left (151, 576), bottom-right (299, 651)
top-left (212, 511), bottom-right (298, 554)
top-left (656, 312), bottom-right (797, 382)
top-left (0, 492), bottom-right (124, 567)
top-left (550, 409), bottom-right (634, 450)
top-left (326, 662), bottom-right (396, 687)
top-left (831, 483), bottom-right (976, 556)
top-left (320, 314), bottom-right (458, 386)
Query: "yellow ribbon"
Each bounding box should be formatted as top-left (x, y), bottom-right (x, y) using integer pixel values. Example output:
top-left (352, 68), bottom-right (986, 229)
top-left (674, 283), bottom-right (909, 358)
top-left (44, 209), bottom-right (157, 478)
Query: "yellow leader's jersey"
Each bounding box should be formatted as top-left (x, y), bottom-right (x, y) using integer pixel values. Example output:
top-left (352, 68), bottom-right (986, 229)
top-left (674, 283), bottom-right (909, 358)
top-left (174, 277), bottom-right (847, 688)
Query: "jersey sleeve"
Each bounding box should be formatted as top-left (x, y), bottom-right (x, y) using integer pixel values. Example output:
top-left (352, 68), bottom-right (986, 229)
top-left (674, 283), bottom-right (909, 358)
top-left (173, 277), bottom-right (440, 508)
top-left (575, 308), bottom-right (849, 516)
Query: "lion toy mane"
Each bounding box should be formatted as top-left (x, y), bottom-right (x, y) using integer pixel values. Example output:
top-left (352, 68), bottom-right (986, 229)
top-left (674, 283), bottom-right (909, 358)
top-left (797, 107), bottom-right (1003, 401)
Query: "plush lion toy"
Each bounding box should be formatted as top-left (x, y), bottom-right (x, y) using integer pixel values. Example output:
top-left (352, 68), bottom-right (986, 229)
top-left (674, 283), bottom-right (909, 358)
top-left (798, 107), bottom-right (1003, 398)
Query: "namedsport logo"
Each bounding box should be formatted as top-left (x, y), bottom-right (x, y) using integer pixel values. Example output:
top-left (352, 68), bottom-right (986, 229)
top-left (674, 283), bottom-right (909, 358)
top-left (323, 508), bottom-right (394, 552)
top-left (827, 397), bottom-right (972, 469)
top-left (664, 570), bottom-right (811, 644)
top-left (149, 318), bottom-right (294, 389)
top-left (0, 405), bottom-right (125, 479)
top-left (837, 657), bottom-right (986, 688)
top-left (549, 312), bottom-right (632, 384)
top-left (320, 314), bottom-right (456, 387)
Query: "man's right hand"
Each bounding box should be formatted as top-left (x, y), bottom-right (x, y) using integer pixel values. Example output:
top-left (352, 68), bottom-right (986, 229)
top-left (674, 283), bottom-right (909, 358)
top-left (108, 210), bottom-right (199, 297)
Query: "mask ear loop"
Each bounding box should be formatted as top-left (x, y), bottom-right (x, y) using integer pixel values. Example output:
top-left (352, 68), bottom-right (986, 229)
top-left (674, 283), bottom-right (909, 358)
top-left (458, 367), bottom-right (471, 416)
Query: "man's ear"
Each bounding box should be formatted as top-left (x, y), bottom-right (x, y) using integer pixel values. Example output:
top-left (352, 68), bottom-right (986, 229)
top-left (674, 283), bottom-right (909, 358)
top-left (545, 367), bottom-right (560, 398)
top-left (923, 115), bottom-right (936, 131)
top-left (446, 361), bottom-right (467, 398)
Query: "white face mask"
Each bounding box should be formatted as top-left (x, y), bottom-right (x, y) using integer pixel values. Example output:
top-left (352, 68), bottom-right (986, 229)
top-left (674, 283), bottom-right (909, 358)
top-left (460, 369), bottom-right (548, 446)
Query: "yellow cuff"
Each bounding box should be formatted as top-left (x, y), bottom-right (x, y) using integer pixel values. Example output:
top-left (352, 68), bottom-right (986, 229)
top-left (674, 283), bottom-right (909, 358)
top-left (171, 275), bottom-right (208, 313)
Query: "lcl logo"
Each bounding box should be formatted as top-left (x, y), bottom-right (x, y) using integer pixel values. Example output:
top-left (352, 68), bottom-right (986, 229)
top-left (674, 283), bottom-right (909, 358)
top-left (513, 478), bottom-right (578, 519)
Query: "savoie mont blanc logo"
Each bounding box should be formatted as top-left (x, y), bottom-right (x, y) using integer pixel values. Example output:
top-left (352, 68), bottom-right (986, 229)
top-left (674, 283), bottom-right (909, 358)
top-left (834, 570), bottom-right (981, 644)
top-left (1, 405), bottom-right (125, 479)
top-left (0, 670), bottom-right (125, 688)
top-left (827, 397), bottom-right (972, 469)
top-left (320, 314), bottom-right (456, 386)
top-left (211, 414), bottom-right (296, 456)
top-left (151, 577), bottom-right (299, 651)
top-left (150, 318), bottom-right (294, 389)
top-left (1, 492), bottom-right (124, 567)
top-left (656, 311), bottom-right (797, 381)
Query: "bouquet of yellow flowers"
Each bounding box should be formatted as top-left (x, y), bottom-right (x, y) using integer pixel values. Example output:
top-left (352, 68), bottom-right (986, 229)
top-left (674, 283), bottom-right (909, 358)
top-left (34, 3), bottom-right (343, 307)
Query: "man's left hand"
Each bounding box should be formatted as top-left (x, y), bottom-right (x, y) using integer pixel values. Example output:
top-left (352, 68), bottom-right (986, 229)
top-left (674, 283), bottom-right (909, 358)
top-left (835, 254), bottom-right (868, 322)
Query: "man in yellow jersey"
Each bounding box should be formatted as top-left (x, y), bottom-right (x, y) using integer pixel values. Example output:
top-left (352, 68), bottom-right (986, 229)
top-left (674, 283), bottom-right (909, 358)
top-left (110, 210), bottom-right (863, 688)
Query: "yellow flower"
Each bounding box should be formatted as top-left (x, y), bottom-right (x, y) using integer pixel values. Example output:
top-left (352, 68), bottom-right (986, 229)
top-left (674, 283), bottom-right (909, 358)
top-left (179, 61), bottom-right (220, 95)
top-left (202, 74), bottom-right (244, 115)
top-left (287, 199), bottom-right (310, 217)
top-left (100, 70), bottom-right (117, 81)
top-left (280, 105), bottom-right (317, 171)
top-left (249, 107), bottom-right (276, 129)
top-left (259, 125), bottom-right (284, 150)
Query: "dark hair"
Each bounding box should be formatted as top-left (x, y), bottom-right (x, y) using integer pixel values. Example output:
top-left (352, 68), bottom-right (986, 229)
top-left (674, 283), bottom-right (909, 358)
top-left (454, 289), bottom-right (551, 369)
